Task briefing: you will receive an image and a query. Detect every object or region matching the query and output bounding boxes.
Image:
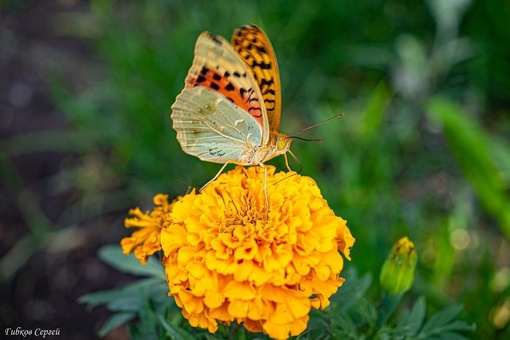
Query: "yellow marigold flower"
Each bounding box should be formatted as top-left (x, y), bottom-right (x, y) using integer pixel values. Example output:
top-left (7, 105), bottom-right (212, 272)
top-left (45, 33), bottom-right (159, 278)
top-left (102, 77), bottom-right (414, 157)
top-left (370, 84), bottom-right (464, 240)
top-left (161, 165), bottom-right (355, 339)
top-left (121, 194), bottom-right (177, 265)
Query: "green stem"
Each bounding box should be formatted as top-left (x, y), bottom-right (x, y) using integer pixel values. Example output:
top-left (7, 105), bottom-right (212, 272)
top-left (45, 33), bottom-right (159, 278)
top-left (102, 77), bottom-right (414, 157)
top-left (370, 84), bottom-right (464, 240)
top-left (375, 292), bottom-right (404, 330)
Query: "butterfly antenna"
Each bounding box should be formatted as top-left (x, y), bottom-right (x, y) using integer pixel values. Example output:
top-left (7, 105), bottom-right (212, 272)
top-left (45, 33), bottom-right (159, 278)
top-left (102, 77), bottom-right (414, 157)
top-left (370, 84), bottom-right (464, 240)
top-left (290, 136), bottom-right (324, 143)
top-left (289, 113), bottom-right (344, 137)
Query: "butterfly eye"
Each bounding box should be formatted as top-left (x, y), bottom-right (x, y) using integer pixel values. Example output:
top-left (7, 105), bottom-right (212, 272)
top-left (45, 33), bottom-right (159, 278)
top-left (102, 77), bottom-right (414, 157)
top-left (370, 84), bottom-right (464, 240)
top-left (277, 138), bottom-right (287, 151)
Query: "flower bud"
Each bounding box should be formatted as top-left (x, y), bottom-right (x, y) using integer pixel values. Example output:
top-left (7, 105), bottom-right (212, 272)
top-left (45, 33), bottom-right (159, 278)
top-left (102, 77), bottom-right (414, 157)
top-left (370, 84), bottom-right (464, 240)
top-left (379, 237), bottom-right (417, 294)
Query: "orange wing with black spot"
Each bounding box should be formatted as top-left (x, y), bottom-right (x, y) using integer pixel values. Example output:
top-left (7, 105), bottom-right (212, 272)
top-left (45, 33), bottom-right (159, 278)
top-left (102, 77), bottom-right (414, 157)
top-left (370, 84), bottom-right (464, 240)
top-left (183, 31), bottom-right (269, 140)
top-left (232, 25), bottom-right (282, 132)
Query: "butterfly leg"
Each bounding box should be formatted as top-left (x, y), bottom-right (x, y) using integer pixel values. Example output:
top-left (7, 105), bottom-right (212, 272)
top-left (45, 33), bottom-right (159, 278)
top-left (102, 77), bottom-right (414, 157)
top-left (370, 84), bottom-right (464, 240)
top-left (200, 161), bottom-right (232, 192)
top-left (258, 163), bottom-right (269, 211)
top-left (284, 153), bottom-right (292, 172)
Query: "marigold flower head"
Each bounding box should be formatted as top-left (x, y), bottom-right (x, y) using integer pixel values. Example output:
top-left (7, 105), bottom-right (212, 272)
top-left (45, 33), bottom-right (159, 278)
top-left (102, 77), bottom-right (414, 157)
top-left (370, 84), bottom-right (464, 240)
top-left (161, 165), bottom-right (355, 339)
top-left (121, 194), bottom-right (177, 265)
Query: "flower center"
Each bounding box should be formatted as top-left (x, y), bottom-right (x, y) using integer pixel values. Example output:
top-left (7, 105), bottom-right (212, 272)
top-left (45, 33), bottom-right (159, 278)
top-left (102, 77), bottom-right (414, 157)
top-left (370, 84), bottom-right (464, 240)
top-left (217, 190), bottom-right (267, 227)
top-left (224, 207), bottom-right (267, 228)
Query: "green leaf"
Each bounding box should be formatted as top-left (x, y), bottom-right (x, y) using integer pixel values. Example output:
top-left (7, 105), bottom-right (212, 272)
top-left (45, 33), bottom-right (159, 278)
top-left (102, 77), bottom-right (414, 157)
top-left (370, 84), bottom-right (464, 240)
top-left (431, 331), bottom-right (470, 340)
top-left (98, 312), bottom-right (135, 337)
top-left (359, 80), bottom-right (393, 142)
top-left (421, 304), bottom-right (463, 332)
top-left (438, 320), bottom-right (475, 333)
top-left (376, 293), bottom-right (404, 329)
top-left (383, 298), bottom-right (472, 339)
top-left (398, 295), bottom-right (426, 333)
top-left (106, 295), bottom-right (143, 313)
top-left (79, 277), bottom-right (165, 308)
top-left (330, 313), bottom-right (358, 335)
top-left (159, 315), bottom-right (196, 340)
top-left (417, 303), bottom-right (473, 338)
top-left (98, 244), bottom-right (166, 279)
top-left (333, 271), bottom-right (372, 312)
top-left (138, 298), bottom-right (159, 340)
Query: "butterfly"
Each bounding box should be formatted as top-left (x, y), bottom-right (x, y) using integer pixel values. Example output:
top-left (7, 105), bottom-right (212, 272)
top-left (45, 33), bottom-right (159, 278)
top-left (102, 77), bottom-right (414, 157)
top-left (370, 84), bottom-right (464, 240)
top-left (171, 25), bottom-right (294, 196)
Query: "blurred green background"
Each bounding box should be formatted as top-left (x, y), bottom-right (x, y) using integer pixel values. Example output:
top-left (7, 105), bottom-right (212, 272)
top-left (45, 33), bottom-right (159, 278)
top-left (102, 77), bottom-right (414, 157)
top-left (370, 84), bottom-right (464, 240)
top-left (1, 0), bottom-right (509, 338)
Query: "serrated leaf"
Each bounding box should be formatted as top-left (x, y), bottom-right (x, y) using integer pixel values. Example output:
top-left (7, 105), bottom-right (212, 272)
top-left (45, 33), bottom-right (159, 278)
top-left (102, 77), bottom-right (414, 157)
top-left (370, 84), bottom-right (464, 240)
top-left (106, 296), bottom-right (141, 313)
top-left (98, 312), bottom-right (135, 337)
top-left (420, 304), bottom-right (463, 334)
top-left (159, 315), bottom-right (196, 340)
top-left (79, 289), bottom-right (124, 307)
top-left (139, 298), bottom-right (159, 340)
top-left (398, 295), bottom-right (426, 333)
top-left (428, 331), bottom-right (470, 340)
top-left (436, 320), bottom-right (474, 333)
top-left (331, 313), bottom-right (358, 333)
top-left (382, 323), bottom-right (418, 339)
top-left (98, 244), bottom-right (165, 279)
top-left (79, 277), bottom-right (165, 308)
top-left (333, 272), bottom-right (372, 312)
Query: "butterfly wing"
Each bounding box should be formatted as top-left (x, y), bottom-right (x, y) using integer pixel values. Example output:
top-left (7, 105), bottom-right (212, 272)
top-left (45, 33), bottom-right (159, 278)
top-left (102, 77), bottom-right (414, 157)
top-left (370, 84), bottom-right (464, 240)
top-left (172, 86), bottom-right (263, 164)
top-left (179, 31), bottom-right (270, 144)
top-left (232, 25), bottom-right (282, 132)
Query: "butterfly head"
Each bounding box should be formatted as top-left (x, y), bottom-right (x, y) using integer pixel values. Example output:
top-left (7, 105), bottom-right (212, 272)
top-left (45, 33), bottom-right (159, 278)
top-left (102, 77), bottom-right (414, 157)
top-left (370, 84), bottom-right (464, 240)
top-left (274, 132), bottom-right (292, 155)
